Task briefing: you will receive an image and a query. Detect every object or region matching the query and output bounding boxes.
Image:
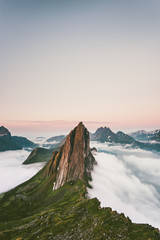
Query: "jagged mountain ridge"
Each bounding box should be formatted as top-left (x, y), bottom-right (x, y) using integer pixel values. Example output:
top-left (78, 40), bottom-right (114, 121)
top-left (90, 127), bottom-right (160, 152)
top-left (91, 127), bottom-right (135, 144)
top-left (45, 122), bottom-right (96, 189)
top-left (129, 129), bottom-right (160, 142)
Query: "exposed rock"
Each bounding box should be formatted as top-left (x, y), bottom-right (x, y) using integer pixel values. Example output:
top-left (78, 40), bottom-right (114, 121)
top-left (45, 122), bottom-right (96, 189)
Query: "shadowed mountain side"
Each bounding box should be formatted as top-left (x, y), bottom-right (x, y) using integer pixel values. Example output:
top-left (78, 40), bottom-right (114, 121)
top-left (91, 127), bottom-right (136, 144)
top-left (0, 126), bottom-right (37, 152)
top-left (0, 126), bottom-right (11, 137)
top-left (151, 131), bottom-right (160, 142)
top-left (23, 148), bottom-right (54, 165)
top-left (129, 129), bottom-right (160, 142)
top-left (136, 141), bottom-right (160, 152)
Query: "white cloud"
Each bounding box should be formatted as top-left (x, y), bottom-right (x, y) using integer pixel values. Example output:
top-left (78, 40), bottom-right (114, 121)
top-left (0, 150), bottom-right (45, 194)
top-left (88, 142), bottom-right (160, 229)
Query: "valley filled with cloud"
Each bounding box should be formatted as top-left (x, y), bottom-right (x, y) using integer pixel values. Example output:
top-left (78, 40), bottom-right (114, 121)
top-left (88, 142), bottom-right (160, 229)
top-left (1, 140), bottom-right (160, 230)
top-left (0, 150), bottom-right (45, 194)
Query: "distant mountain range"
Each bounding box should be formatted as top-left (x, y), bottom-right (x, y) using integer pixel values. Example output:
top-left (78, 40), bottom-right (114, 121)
top-left (129, 129), bottom-right (160, 142)
top-left (0, 126), bottom-right (37, 152)
top-left (1, 125), bottom-right (160, 155)
top-left (90, 127), bottom-right (160, 152)
top-left (0, 122), bottom-right (159, 239)
top-left (90, 127), bottom-right (135, 144)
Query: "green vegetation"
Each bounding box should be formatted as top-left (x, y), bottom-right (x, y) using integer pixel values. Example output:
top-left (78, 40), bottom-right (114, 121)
top-left (0, 165), bottom-right (159, 240)
top-left (23, 148), bottom-right (53, 164)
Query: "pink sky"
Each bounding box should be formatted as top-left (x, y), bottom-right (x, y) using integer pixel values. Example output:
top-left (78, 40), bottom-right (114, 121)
top-left (1, 1), bottom-right (160, 135)
top-left (0, 120), bottom-right (159, 139)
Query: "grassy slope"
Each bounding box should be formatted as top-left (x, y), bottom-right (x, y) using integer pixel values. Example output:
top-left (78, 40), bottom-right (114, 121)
top-left (23, 148), bottom-right (53, 164)
top-left (0, 166), bottom-right (160, 240)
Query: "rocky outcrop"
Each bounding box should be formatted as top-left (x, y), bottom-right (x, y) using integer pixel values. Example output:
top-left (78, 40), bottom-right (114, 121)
top-left (45, 122), bottom-right (96, 189)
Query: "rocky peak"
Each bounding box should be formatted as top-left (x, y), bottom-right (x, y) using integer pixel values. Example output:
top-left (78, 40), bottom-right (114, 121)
top-left (92, 126), bottom-right (117, 142)
top-left (45, 122), bottom-right (96, 190)
top-left (0, 126), bottom-right (11, 138)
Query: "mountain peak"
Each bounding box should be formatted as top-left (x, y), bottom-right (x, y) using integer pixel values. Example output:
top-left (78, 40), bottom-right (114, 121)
top-left (45, 122), bottom-right (96, 190)
top-left (0, 126), bottom-right (11, 137)
top-left (91, 126), bottom-right (117, 142)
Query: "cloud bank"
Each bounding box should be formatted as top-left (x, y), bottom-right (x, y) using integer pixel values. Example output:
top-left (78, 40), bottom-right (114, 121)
top-left (88, 142), bottom-right (160, 229)
top-left (0, 150), bottom-right (45, 194)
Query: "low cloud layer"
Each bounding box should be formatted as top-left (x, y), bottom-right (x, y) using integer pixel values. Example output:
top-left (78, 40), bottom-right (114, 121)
top-left (88, 142), bottom-right (160, 229)
top-left (0, 150), bottom-right (45, 194)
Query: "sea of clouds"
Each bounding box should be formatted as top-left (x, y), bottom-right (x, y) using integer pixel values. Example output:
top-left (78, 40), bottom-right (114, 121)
top-left (0, 150), bottom-right (45, 194)
top-left (88, 142), bottom-right (160, 229)
top-left (1, 139), bottom-right (160, 229)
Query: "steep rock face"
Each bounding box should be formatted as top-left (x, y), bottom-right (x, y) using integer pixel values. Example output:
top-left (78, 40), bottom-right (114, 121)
top-left (45, 122), bottom-right (96, 189)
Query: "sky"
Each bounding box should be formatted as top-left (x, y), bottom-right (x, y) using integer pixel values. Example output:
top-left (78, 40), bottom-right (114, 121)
top-left (1, 0), bottom-right (160, 134)
top-left (88, 141), bottom-right (160, 229)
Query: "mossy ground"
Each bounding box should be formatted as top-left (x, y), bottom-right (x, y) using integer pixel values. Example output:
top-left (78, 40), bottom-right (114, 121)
top-left (0, 166), bottom-right (160, 240)
top-left (23, 148), bottom-right (53, 165)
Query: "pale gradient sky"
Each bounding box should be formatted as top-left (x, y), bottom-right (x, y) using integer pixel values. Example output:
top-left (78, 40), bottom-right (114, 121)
top-left (1, 0), bottom-right (160, 133)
